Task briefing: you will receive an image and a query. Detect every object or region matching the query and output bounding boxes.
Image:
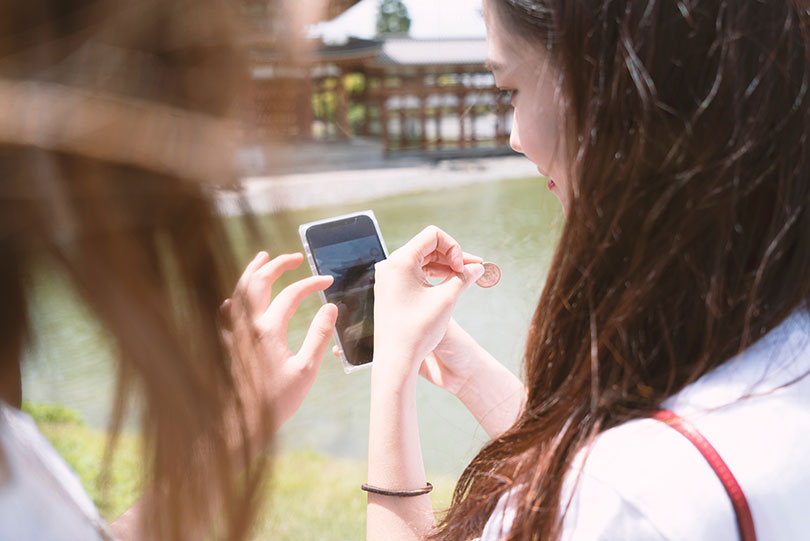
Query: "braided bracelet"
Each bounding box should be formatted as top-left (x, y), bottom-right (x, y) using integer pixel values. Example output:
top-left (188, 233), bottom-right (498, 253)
top-left (361, 482), bottom-right (434, 497)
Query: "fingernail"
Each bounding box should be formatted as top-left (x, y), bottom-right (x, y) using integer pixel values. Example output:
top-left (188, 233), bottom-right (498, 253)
top-left (323, 303), bottom-right (339, 319)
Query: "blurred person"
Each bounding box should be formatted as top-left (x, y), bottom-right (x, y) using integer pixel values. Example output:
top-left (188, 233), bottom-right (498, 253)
top-left (0, 1), bottom-right (337, 540)
top-left (364, 1), bottom-right (810, 540)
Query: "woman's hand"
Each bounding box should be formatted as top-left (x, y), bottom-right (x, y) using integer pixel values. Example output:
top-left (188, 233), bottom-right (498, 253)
top-left (372, 226), bottom-right (484, 386)
top-left (422, 319), bottom-right (527, 438)
top-left (221, 251), bottom-right (337, 439)
top-left (418, 318), bottom-right (479, 396)
top-left (367, 226), bottom-right (483, 540)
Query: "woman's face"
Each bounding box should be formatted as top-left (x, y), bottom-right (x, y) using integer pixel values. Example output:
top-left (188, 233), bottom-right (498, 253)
top-left (483, 0), bottom-right (570, 214)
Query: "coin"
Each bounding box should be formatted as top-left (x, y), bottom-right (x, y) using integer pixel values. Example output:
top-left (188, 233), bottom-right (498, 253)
top-left (476, 261), bottom-right (501, 288)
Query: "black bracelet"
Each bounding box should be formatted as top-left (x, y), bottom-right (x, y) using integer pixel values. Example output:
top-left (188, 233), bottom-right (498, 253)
top-left (361, 482), bottom-right (433, 497)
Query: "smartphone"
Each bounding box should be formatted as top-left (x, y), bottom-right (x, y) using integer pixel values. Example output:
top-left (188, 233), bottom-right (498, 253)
top-left (299, 211), bottom-right (388, 373)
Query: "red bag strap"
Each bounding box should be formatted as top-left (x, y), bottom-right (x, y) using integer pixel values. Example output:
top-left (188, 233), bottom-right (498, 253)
top-left (653, 409), bottom-right (757, 541)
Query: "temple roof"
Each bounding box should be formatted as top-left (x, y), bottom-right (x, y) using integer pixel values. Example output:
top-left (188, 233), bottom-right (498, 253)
top-left (250, 36), bottom-right (490, 71)
top-left (373, 38), bottom-right (488, 67)
top-left (251, 37), bottom-right (382, 64)
top-left (318, 37), bottom-right (382, 61)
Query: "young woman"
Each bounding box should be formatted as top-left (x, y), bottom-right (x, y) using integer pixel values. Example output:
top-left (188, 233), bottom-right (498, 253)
top-left (366, 1), bottom-right (810, 539)
top-left (0, 1), bottom-right (337, 539)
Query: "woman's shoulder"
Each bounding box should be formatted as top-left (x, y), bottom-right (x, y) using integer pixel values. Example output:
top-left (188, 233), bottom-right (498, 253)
top-left (563, 417), bottom-right (736, 540)
top-left (0, 403), bottom-right (115, 540)
top-left (565, 308), bottom-right (810, 540)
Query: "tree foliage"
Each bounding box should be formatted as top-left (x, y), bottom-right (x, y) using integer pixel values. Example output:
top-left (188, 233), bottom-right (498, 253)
top-left (375, 0), bottom-right (411, 37)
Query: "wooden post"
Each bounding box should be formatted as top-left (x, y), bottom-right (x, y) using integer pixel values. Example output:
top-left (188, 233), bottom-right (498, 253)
top-left (419, 91), bottom-right (428, 152)
top-left (470, 97), bottom-right (477, 146)
top-left (380, 94), bottom-right (390, 152)
top-left (457, 91), bottom-right (466, 150)
top-left (335, 67), bottom-right (349, 138)
top-left (416, 69), bottom-right (427, 152)
top-left (399, 107), bottom-right (408, 150)
top-left (300, 68), bottom-right (313, 139)
top-left (360, 72), bottom-right (371, 136)
top-left (435, 99), bottom-right (443, 149)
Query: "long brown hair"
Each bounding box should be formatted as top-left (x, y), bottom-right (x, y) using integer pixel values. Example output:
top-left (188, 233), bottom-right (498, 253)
top-left (435, 1), bottom-right (810, 539)
top-left (0, 1), bottom-right (270, 539)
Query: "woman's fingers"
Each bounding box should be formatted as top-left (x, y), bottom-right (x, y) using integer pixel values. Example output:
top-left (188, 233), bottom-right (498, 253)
top-left (462, 252), bottom-right (484, 264)
top-left (235, 251), bottom-right (270, 296)
top-left (231, 251), bottom-right (270, 321)
top-left (229, 252), bottom-right (270, 329)
top-left (402, 226), bottom-right (464, 272)
top-left (438, 263), bottom-right (485, 299)
top-left (422, 262), bottom-right (459, 280)
top-left (418, 248), bottom-right (483, 269)
top-left (261, 275), bottom-right (334, 334)
top-left (423, 250), bottom-right (485, 279)
top-left (245, 253), bottom-right (305, 316)
top-left (258, 253), bottom-right (306, 285)
top-left (297, 303), bottom-right (338, 363)
top-left (387, 227), bottom-right (481, 284)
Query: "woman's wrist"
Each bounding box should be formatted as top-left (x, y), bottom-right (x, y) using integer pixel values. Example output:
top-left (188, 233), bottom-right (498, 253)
top-left (371, 340), bottom-right (424, 383)
top-left (443, 335), bottom-right (490, 399)
top-left (370, 354), bottom-right (420, 396)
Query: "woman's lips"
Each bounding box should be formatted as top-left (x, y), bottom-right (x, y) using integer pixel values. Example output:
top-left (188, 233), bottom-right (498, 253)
top-left (536, 165), bottom-right (555, 190)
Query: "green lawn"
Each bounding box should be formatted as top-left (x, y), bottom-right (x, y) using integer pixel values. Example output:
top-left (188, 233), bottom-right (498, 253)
top-left (24, 402), bottom-right (456, 540)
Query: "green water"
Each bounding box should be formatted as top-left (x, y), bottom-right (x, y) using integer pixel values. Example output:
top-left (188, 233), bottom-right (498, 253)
top-left (21, 176), bottom-right (563, 478)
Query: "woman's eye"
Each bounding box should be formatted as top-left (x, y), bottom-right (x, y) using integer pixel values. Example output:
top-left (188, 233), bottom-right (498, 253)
top-left (498, 89), bottom-right (516, 105)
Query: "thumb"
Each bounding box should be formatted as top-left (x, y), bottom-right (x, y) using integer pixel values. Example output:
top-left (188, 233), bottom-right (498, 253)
top-left (438, 263), bottom-right (484, 299)
top-left (298, 303), bottom-right (339, 363)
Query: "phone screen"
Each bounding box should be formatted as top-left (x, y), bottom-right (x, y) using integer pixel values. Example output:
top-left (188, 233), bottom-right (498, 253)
top-left (306, 214), bottom-right (385, 367)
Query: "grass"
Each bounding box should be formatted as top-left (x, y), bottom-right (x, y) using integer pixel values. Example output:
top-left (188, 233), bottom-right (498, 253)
top-left (23, 401), bottom-right (457, 540)
top-left (259, 450), bottom-right (456, 540)
top-left (22, 401), bottom-right (142, 519)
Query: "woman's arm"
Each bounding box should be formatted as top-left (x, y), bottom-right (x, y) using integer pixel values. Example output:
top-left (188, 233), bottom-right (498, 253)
top-left (366, 360), bottom-right (434, 540)
top-left (351, 254), bottom-right (526, 439)
top-left (424, 319), bottom-right (526, 439)
top-left (367, 227), bottom-right (485, 540)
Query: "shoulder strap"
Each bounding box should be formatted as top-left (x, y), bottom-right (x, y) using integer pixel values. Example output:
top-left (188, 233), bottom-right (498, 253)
top-left (653, 409), bottom-right (757, 541)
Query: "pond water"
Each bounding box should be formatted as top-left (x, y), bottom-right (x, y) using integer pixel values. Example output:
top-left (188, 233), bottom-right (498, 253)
top-left (21, 176), bottom-right (563, 478)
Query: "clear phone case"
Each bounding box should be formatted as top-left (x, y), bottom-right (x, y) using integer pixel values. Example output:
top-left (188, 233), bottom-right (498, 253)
top-left (298, 210), bottom-right (388, 374)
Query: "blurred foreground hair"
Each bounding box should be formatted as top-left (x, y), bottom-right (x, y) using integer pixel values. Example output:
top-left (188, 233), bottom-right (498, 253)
top-left (434, 1), bottom-right (810, 539)
top-left (0, 1), bottom-right (269, 539)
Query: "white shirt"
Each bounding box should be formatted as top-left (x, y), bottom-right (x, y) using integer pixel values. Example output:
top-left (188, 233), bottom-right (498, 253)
top-left (482, 308), bottom-right (810, 540)
top-left (0, 404), bottom-right (116, 540)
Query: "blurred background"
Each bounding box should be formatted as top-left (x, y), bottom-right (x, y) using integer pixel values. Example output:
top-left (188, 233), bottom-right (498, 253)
top-left (243, 0), bottom-right (509, 168)
top-left (20, 0), bottom-right (563, 538)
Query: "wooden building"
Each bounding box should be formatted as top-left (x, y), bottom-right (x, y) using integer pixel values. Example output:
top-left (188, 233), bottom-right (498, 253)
top-left (250, 37), bottom-right (382, 139)
top-left (363, 38), bottom-right (512, 153)
top-left (246, 2), bottom-right (512, 154)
